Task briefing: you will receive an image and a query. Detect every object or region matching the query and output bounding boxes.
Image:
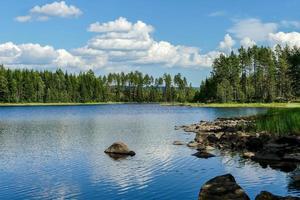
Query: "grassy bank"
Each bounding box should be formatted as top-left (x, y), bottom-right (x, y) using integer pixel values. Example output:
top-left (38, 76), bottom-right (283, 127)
top-left (255, 108), bottom-right (300, 136)
top-left (161, 102), bottom-right (300, 108)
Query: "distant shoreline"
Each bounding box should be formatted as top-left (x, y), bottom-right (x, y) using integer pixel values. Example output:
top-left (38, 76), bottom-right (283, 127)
top-left (161, 102), bottom-right (300, 108)
top-left (0, 102), bottom-right (300, 108)
top-left (0, 102), bottom-right (128, 107)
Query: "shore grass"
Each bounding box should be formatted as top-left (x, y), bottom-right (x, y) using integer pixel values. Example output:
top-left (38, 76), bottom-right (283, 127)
top-left (255, 108), bottom-right (300, 136)
top-left (161, 102), bottom-right (300, 108)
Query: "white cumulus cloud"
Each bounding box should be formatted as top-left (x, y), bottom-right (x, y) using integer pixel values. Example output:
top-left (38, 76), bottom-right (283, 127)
top-left (240, 37), bottom-right (256, 48)
top-left (0, 42), bottom-right (85, 70)
top-left (84, 17), bottom-right (220, 68)
top-left (16, 43), bottom-right (58, 65)
top-left (15, 1), bottom-right (82, 22)
top-left (54, 49), bottom-right (84, 68)
top-left (88, 17), bottom-right (133, 33)
top-left (228, 18), bottom-right (278, 41)
top-left (0, 42), bottom-right (21, 63)
top-left (280, 20), bottom-right (300, 29)
top-left (3, 17), bottom-right (226, 71)
top-left (269, 32), bottom-right (300, 47)
top-left (219, 34), bottom-right (235, 52)
top-left (15, 15), bottom-right (32, 23)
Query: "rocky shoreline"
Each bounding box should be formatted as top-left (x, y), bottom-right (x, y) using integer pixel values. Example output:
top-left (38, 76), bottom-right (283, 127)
top-left (175, 117), bottom-right (300, 172)
top-left (199, 174), bottom-right (300, 200)
top-left (175, 117), bottom-right (300, 199)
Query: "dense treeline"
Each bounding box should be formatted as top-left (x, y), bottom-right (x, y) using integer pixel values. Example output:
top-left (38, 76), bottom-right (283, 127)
top-left (1, 45), bottom-right (300, 104)
top-left (0, 66), bottom-right (195, 103)
top-left (194, 45), bottom-right (300, 103)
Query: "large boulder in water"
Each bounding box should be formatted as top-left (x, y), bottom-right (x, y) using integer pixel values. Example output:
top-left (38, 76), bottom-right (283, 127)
top-left (255, 191), bottom-right (300, 200)
top-left (104, 142), bottom-right (136, 156)
top-left (198, 174), bottom-right (250, 200)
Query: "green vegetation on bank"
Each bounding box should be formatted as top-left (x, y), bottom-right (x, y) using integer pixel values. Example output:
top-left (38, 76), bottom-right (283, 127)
top-left (195, 45), bottom-right (300, 103)
top-left (255, 108), bottom-right (300, 136)
top-left (161, 102), bottom-right (300, 108)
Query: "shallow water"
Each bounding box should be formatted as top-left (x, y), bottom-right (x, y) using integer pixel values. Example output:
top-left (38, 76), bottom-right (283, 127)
top-left (0, 104), bottom-right (298, 199)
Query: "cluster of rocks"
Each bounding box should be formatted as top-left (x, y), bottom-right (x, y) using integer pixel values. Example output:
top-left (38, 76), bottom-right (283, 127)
top-left (199, 174), bottom-right (300, 200)
top-left (175, 117), bottom-right (300, 172)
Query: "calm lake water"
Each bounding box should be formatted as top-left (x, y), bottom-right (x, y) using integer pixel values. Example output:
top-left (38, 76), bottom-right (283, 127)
top-left (0, 104), bottom-right (299, 199)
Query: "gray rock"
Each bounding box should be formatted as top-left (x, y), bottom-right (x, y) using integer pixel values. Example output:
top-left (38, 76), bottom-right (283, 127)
top-left (206, 145), bottom-right (215, 150)
top-left (196, 144), bottom-right (207, 151)
top-left (187, 141), bottom-right (199, 148)
top-left (193, 151), bottom-right (215, 159)
top-left (243, 152), bottom-right (255, 159)
top-left (173, 141), bottom-right (186, 145)
top-left (255, 191), bottom-right (300, 200)
top-left (283, 153), bottom-right (300, 162)
top-left (198, 174), bottom-right (250, 200)
top-left (246, 137), bottom-right (264, 151)
top-left (252, 152), bottom-right (282, 162)
top-left (207, 134), bottom-right (219, 143)
top-left (104, 142), bottom-right (136, 156)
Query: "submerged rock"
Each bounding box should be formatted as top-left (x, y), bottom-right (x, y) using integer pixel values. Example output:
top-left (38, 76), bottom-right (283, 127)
top-left (198, 174), bottom-right (250, 200)
top-left (257, 160), bottom-right (297, 173)
top-left (106, 153), bottom-right (130, 160)
top-left (104, 142), bottom-right (136, 156)
top-left (173, 141), bottom-right (186, 145)
top-left (192, 151), bottom-right (215, 159)
top-left (255, 191), bottom-right (300, 200)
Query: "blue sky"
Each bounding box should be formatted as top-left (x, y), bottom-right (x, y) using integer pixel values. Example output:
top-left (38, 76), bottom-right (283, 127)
top-left (1, 0), bottom-right (300, 85)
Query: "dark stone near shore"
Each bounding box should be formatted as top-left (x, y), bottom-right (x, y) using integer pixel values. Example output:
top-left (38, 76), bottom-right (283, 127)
top-left (255, 191), bottom-right (300, 200)
top-left (243, 152), bottom-right (255, 158)
top-left (196, 144), bottom-right (207, 151)
top-left (207, 134), bottom-right (219, 143)
top-left (198, 174), bottom-right (250, 200)
top-left (193, 151), bottom-right (215, 159)
top-left (173, 141), bottom-right (185, 145)
top-left (252, 152), bottom-right (282, 162)
top-left (255, 160), bottom-right (297, 172)
top-left (219, 133), bottom-right (249, 150)
top-left (276, 136), bottom-right (300, 146)
top-left (104, 142), bottom-right (136, 156)
top-left (187, 141), bottom-right (199, 148)
top-left (246, 137), bottom-right (264, 151)
top-left (283, 153), bottom-right (300, 162)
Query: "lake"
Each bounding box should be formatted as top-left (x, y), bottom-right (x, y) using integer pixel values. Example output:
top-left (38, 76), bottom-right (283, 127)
top-left (0, 104), bottom-right (298, 199)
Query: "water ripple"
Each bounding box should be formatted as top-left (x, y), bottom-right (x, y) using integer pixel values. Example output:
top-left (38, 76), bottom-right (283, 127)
top-left (0, 105), bottom-right (298, 199)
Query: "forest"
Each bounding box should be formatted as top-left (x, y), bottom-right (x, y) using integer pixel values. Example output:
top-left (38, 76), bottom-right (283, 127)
top-left (0, 66), bottom-right (195, 103)
top-left (0, 45), bottom-right (300, 104)
top-left (195, 45), bottom-right (300, 103)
